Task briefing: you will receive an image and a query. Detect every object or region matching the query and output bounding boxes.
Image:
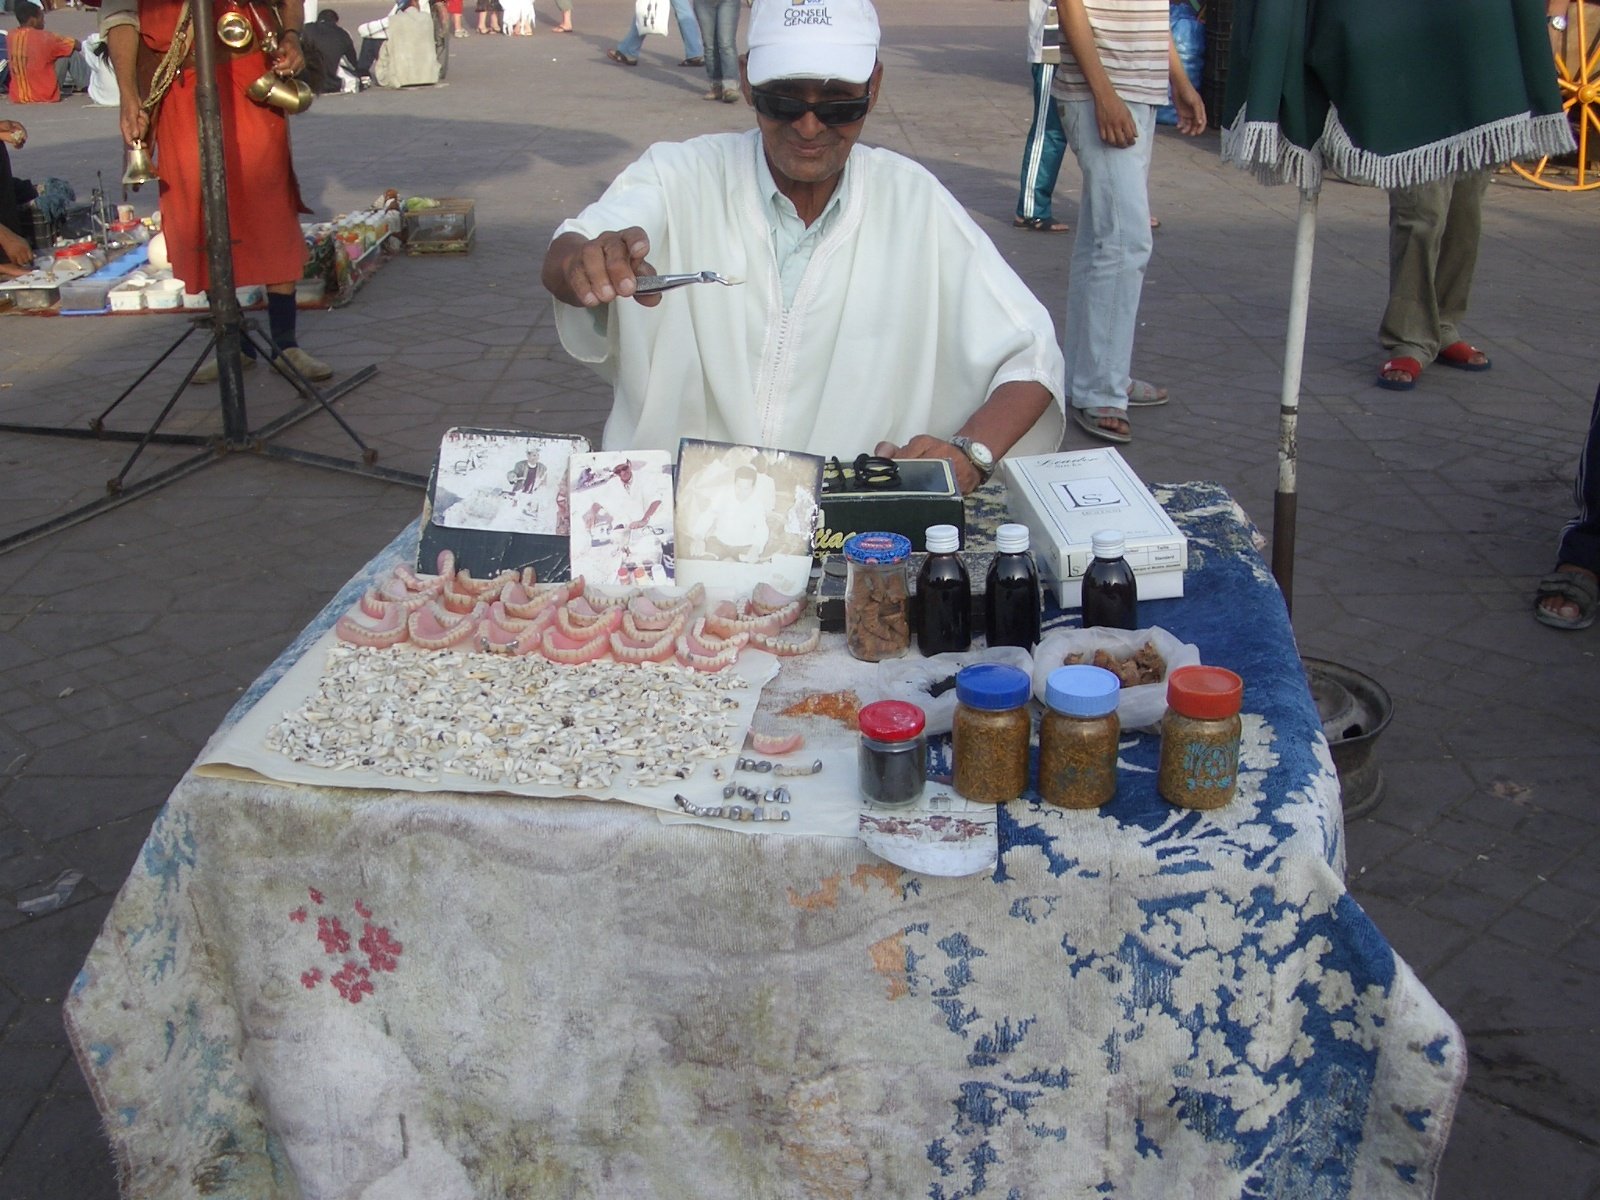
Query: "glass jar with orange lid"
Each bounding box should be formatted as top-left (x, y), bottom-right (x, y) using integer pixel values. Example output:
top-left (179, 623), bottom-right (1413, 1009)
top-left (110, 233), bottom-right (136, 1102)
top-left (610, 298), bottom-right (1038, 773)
top-left (1157, 665), bottom-right (1244, 810)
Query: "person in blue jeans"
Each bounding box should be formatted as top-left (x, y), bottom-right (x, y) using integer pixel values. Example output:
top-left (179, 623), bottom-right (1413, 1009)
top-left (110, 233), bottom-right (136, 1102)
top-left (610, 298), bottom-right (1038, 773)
top-left (693, 0), bottom-right (739, 102)
top-left (1014, 0), bottom-right (1067, 232)
top-left (607, 0), bottom-right (702, 67)
top-left (1054, 0), bottom-right (1203, 444)
top-left (1534, 381), bottom-right (1600, 630)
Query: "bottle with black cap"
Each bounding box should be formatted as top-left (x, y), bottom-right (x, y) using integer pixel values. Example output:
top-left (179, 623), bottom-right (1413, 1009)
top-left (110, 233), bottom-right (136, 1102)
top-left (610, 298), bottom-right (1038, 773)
top-left (916, 523), bottom-right (971, 655)
top-left (984, 523), bottom-right (1041, 649)
top-left (1081, 528), bottom-right (1138, 629)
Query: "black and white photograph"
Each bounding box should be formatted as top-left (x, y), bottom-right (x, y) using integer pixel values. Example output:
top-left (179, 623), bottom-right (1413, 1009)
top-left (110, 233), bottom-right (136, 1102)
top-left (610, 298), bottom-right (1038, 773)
top-left (429, 429), bottom-right (586, 536)
top-left (673, 439), bottom-right (823, 598)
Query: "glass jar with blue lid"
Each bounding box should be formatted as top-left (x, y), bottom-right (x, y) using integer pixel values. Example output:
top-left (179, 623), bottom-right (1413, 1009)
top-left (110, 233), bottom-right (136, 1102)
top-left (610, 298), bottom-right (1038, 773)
top-left (843, 531), bottom-right (913, 661)
top-left (1040, 664), bottom-right (1122, 808)
top-left (951, 662), bottom-right (1033, 802)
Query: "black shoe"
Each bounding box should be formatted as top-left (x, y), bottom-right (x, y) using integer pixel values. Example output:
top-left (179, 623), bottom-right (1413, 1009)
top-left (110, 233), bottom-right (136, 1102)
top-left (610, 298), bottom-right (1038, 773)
top-left (678, 56), bottom-right (704, 67)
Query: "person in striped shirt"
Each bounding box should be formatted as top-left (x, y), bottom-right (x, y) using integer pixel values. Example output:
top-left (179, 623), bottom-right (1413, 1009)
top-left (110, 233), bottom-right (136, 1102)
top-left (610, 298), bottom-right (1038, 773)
top-left (1053, 0), bottom-right (1203, 444)
top-left (5, 1), bottom-right (86, 104)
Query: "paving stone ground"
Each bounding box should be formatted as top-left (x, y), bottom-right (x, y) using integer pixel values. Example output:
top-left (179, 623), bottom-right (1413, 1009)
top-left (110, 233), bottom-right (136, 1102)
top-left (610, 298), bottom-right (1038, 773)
top-left (2, 1), bottom-right (1597, 1194)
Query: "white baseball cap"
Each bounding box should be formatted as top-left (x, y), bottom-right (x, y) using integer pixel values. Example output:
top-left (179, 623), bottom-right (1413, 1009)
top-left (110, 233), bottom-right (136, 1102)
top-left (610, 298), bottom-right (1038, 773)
top-left (745, 0), bottom-right (881, 87)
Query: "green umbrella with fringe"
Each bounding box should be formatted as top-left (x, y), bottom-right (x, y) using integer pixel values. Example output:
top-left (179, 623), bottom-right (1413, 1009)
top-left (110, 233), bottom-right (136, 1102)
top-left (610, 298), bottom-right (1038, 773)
top-left (1217, 0), bottom-right (1575, 607)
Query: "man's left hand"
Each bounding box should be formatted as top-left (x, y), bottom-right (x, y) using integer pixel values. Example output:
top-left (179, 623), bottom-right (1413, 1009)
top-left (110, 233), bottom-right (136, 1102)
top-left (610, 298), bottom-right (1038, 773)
top-left (1172, 81), bottom-right (1206, 136)
top-left (874, 435), bottom-right (982, 495)
top-left (0, 121), bottom-right (26, 149)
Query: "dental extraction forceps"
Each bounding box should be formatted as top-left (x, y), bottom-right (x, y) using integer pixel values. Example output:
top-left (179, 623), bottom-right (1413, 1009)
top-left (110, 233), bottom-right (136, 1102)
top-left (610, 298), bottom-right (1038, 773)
top-left (631, 271), bottom-right (744, 294)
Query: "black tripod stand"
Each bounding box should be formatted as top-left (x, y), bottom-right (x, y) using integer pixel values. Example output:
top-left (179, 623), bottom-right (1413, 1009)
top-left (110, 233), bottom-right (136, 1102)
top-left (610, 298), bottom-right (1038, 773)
top-left (0, 0), bottom-right (425, 557)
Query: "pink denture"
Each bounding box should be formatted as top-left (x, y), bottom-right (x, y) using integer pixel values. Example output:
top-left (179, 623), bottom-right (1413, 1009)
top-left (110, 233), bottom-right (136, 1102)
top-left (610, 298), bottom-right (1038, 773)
top-left (409, 601), bottom-right (484, 650)
top-left (541, 625), bottom-right (611, 664)
top-left (336, 603), bottom-right (409, 649)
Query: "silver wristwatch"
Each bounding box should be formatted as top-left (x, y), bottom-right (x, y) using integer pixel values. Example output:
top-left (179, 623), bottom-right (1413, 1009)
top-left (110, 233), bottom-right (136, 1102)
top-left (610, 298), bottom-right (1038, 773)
top-left (949, 436), bottom-right (995, 484)
top-left (1550, 12), bottom-right (1568, 30)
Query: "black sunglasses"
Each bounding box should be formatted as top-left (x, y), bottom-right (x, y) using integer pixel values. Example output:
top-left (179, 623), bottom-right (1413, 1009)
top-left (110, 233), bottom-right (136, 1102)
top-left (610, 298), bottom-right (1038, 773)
top-left (750, 88), bottom-right (873, 127)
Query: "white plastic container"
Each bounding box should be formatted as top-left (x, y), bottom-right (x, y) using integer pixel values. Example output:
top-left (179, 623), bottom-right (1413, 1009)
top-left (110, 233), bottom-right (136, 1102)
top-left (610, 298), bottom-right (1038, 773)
top-left (108, 280), bottom-right (149, 312)
top-left (147, 279), bottom-right (183, 310)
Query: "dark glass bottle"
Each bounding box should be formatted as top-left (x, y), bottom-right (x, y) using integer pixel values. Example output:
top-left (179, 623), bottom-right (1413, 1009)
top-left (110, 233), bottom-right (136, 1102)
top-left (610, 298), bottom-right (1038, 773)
top-left (917, 524), bottom-right (971, 655)
top-left (1082, 528), bottom-right (1138, 629)
top-left (985, 523), bottom-right (1041, 648)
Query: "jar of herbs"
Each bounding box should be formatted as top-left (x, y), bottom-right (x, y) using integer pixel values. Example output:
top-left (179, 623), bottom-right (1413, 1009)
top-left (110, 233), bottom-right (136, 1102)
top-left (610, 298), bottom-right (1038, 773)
top-left (951, 663), bottom-right (1032, 803)
top-left (843, 532), bottom-right (912, 662)
top-left (1039, 664), bottom-right (1121, 808)
top-left (1157, 665), bottom-right (1244, 810)
top-left (857, 699), bottom-right (927, 808)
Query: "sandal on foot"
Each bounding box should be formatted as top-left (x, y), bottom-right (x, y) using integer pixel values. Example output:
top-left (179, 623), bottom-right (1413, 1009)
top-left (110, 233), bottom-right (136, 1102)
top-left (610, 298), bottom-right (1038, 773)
top-left (1376, 356), bottom-right (1422, 391)
top-left (1438, 340), bottom-right (1491, 371)
top-left (721, 88), bottom-right (739, 103)
top-left (1072, 406), bottom-right (1131, 444)
top-left (606, 48), bottom-right (638, 65)
top-left (1013, 215), bottom-right (1069, 232)
top-left (1127, 378), bottom-right (1169, 406)
top-left (1534, 568), bottom-right (1599, 630)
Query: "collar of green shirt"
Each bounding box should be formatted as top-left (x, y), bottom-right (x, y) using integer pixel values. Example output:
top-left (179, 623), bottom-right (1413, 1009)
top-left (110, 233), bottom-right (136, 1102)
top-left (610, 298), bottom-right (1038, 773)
top-left (754, 137), bottom-right (853, 309)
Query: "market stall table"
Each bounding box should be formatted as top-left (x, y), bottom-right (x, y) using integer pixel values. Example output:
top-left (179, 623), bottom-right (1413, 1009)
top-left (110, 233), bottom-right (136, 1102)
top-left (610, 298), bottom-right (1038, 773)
top-left (65, 482), bottom-right (1465, 1199)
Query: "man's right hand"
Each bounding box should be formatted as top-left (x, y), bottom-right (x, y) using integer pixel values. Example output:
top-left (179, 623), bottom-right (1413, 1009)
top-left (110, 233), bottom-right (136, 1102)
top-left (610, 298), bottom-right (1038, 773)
top-left (119, 97), bottom-right (149, 149)
top-left (542, 228), bottom-right (662, 309)
top-left (1094, 93), bottom-right (1138, 148)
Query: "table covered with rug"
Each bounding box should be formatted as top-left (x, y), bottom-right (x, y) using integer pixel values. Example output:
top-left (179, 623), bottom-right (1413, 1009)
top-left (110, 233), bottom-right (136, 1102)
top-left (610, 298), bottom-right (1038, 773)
top-left (64, 482), bottom-right (1465, 1200)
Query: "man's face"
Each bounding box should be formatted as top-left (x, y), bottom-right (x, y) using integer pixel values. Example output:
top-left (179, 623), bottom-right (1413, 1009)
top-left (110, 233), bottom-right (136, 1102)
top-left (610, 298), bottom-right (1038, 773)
top-left (740, 64), bottom-right (883, 194)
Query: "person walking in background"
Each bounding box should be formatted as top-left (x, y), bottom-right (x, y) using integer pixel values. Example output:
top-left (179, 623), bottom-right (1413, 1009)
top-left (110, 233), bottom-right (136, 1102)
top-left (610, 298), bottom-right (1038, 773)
top-left (693, 0), bottom-right (738, 102)
top-left (605, 0), bottom-right (701, 68)
top-left (1055, 0), bottom-right (1205, 444)
top-left (551, 0), bottom-right (573, 32)
top-left (6, 1), bottom-right (87, 102)
top-left (1534, 381), bottom-right (1600, 630)
top-left (1374, 171), bottom-right (1492, 391)
top-left (1014, 0), bottom-right (1068, 232)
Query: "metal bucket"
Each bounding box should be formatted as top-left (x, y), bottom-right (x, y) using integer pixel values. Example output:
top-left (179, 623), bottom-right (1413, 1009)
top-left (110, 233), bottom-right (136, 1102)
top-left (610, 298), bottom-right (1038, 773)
top-left (1301, 657), bottom-right (1393, 820)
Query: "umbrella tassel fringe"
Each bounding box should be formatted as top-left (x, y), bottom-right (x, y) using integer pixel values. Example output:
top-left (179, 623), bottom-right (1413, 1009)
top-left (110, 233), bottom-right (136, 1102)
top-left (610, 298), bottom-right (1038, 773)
top-left (1221, 112), bottom-right (1323, 191)
top-left (1320, 108), bottom-right (1578, 190)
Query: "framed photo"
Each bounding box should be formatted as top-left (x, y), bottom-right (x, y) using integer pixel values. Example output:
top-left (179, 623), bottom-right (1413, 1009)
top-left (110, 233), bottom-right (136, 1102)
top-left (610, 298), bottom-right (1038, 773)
top-left (419, 429), bottom-right (590, 581)
top-left (672, 439), bottom-right (823, 598)
top-left (568, 451), bottom-right (676, 587)
top-left (430, 429), bottom-right (585, 536)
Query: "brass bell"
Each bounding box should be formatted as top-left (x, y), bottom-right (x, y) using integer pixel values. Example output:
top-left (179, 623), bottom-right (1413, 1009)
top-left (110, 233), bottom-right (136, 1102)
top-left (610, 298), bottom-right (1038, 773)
top-left (216, 9), bottom-right (255, 49)
top-left (245, 72), bottom-right (314, 114)
top-left (122, 140), bottom-right (158, 190)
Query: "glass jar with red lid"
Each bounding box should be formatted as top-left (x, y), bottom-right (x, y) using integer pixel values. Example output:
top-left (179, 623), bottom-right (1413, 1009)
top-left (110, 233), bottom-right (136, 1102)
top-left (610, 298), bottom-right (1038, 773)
top-left (1157, 665), bottom-right (1244, 809)
top-left (857, 699), bottom-right (927, 808)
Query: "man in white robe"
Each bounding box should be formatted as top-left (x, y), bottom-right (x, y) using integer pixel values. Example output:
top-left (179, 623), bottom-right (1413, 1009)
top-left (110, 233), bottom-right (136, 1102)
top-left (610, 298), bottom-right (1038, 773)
top-left (541, 0), bottom-right (1065, 494)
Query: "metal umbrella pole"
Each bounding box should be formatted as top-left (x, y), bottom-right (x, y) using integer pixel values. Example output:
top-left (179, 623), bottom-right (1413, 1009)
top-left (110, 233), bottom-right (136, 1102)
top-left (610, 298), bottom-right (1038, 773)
top-left (1271, 188), bottom-right (1317, 615)
top-left (191, 0), bottom-right (251, 446)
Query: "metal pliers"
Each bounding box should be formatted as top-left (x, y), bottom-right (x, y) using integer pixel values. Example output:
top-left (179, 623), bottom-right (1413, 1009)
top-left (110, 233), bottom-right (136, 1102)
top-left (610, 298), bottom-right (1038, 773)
top-left (632, 270), bottom-right (743, 294)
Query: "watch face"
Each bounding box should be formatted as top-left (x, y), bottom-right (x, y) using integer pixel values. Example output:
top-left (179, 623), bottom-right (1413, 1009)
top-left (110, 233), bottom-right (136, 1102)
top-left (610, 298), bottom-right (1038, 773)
top-left (969, 441), bottom-right (994, 470)
top-left (1551, 14), bottom-right (1568, 28)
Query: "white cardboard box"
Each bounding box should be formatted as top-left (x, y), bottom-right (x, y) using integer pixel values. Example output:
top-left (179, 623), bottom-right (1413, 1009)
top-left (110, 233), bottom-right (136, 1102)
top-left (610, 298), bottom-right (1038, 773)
top-left (1001, 447), bottom-right (1187, 608)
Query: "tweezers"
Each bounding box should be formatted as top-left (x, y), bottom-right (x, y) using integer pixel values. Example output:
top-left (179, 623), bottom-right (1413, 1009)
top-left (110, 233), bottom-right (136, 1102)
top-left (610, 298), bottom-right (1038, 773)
top-left (632, 270), bottom-right (743, 294)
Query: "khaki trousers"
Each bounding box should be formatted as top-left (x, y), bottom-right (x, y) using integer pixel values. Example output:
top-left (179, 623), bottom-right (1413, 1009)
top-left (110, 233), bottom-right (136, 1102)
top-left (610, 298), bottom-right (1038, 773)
top-left (1378, 170), bottom-right (1490, 364)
